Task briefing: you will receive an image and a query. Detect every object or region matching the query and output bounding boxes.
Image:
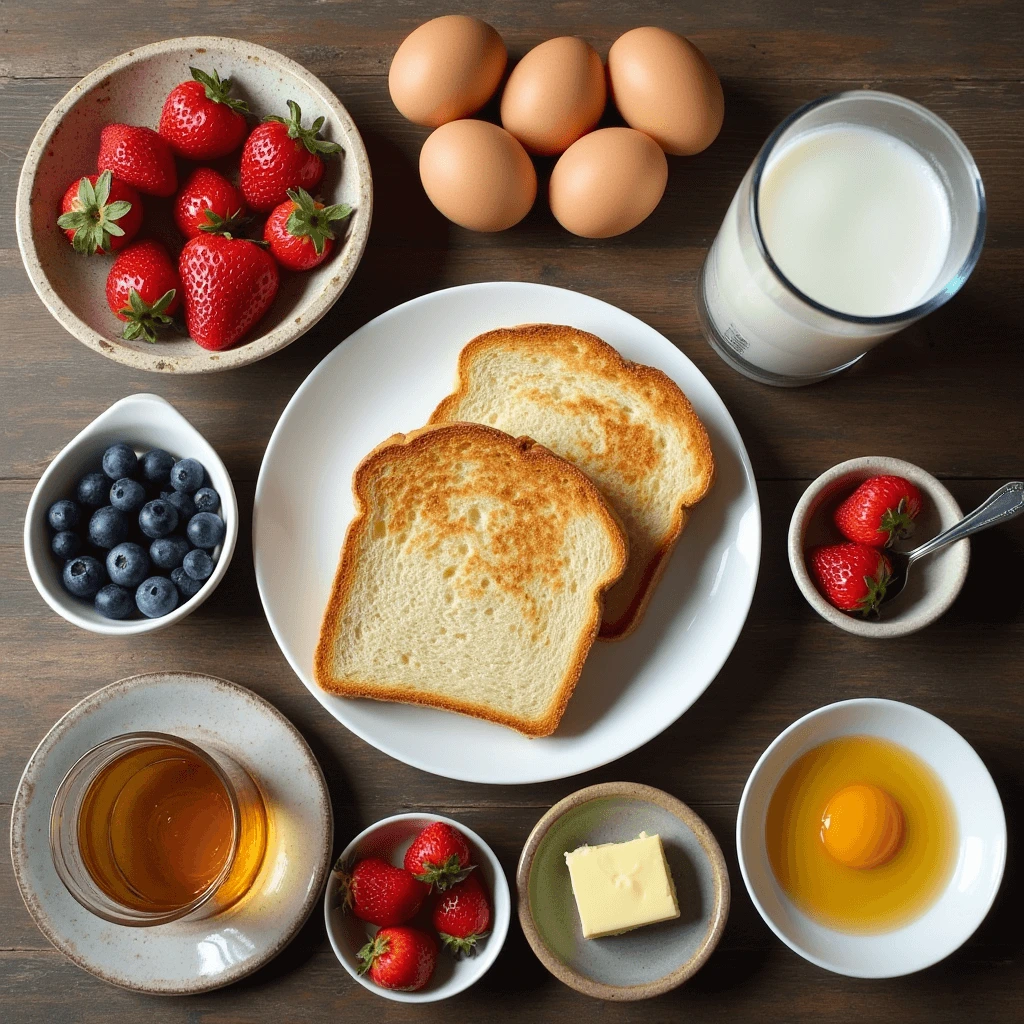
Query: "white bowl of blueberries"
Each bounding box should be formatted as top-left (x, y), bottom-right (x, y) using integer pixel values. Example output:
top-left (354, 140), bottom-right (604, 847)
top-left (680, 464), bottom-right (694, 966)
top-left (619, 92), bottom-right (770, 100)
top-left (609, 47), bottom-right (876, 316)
top-left (24, 393), bottom-right (237, 634)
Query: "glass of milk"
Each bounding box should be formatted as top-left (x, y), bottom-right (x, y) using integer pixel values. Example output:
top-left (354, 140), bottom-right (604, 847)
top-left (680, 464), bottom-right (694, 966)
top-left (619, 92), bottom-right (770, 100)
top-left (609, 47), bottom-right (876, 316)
top-left (697, 91), bottom-right (985, 386)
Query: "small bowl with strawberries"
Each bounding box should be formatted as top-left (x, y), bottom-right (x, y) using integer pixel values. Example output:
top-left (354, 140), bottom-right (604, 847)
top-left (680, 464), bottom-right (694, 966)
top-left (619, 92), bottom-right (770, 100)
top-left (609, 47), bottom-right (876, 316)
top-left (17, 36), bottom-right (371, 373)
top-left (789, 457), bottom-right (969, 637)
top-left (325, 814), bottom-right (511, 1003)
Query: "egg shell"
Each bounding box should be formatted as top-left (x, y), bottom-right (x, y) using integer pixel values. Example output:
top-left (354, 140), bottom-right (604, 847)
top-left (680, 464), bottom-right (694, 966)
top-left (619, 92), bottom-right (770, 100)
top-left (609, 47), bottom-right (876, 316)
top-left (389, 15), bottom-right (507, 128)
top-left (419, 119), bottom-right (537, 232)
top-left (500, 36), bottom-right (606, 157)
top-left (548, 127), bottom-right (668, 238)
top-left (607, 26), bottom-right (724, 156)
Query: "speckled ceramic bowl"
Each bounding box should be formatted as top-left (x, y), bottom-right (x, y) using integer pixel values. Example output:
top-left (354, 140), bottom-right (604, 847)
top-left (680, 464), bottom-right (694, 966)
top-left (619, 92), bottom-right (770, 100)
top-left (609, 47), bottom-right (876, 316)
top-left (789, 456), bottom-right (969, 637)
top-left (16, 36), bottom-right (372, 373)
top-left (517, 782), bottom-right (730, 1001)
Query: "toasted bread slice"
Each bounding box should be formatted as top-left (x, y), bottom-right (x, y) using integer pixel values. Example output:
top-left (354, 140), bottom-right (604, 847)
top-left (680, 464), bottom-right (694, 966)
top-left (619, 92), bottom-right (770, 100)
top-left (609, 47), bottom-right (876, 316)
top-left (430, 325), bottom-right (714, 639)
top-left (313, 423), bottom-right (627, 737)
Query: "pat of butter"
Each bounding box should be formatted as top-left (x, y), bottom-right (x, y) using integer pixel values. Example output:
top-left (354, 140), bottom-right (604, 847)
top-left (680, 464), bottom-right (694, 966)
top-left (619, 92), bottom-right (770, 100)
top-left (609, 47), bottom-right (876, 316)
top-left (564, 832), bottom-right (680, 939)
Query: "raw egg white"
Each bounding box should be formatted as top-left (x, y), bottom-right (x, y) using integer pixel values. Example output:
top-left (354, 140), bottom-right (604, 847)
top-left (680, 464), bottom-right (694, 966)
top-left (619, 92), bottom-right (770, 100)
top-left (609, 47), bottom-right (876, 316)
top-left (389, 15), bottom-right (507, 128)
top-left (500, 36), bottom-right (606, 156)
top-left (419, 119), bottom-right (537, 232)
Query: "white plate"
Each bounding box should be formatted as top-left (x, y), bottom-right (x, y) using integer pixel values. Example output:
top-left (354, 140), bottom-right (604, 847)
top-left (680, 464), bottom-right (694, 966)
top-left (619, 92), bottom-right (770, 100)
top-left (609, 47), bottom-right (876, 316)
top-left (10, 672), bottom-right (333, 994)
top-left (253, 282), bottom-right (760, 784)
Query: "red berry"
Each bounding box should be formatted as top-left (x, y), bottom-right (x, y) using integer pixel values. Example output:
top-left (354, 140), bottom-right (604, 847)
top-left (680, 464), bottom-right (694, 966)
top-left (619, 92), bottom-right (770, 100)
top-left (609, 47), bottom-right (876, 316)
top-left (159, 67), bottom-right (249, 160)
top-left (834, 475), bottom-right (924, 548)
top-left (179, 234), bottom-right (279, 351)
top-left (357, 926), bottom-right (437, 992)
top-left (97, 124), bottom-right (177, 197)
top-left (403, 821), bottom-right (473, 890)
top-left (808, 542), bottom-right (892, 616)
top-left (341, 857), bottom-right (428, 927)
top-left (432, 872), bottom-right (492, 957)
top-left (58, 171), bottom-right (142, 255)
top-left (263, 188), bottom-right (352, 271)
top-left (174, 167), bottom-right (248, 240)
top-left (105, 240), bottom-right (181, 343)
top-left (240, 99), bottom-right (342, 212)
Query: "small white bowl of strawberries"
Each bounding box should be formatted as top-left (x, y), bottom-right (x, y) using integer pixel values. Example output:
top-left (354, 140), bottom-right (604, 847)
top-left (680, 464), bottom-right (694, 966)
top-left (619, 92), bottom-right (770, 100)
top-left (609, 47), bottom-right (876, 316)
top-left (789, 456), bottom-right (969, 638)
top-left (325, 814), bottom-right (511, 1002)
top-left (17, 36), bottom-right (371, 374)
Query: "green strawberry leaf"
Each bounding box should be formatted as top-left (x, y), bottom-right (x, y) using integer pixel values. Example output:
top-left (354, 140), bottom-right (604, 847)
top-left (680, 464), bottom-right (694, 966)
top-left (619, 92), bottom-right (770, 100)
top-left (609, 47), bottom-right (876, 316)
top-left (190, 67), bottom-right (249, 113)
top-left (117, 288), bottom-right (176, 344)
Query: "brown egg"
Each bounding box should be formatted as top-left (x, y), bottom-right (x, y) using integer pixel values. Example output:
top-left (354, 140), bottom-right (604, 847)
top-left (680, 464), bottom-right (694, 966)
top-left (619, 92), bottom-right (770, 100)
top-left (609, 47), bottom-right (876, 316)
top-left (419, 119), bottom-right (537, 232)
top-left (500, 36), bottom-right (606, 156)
top-left (389, 15), bottom-right (507, 127)
top-left (549, 127), bottom-right (668, 238)
top-left (607, 26), bottom-right (724, 156)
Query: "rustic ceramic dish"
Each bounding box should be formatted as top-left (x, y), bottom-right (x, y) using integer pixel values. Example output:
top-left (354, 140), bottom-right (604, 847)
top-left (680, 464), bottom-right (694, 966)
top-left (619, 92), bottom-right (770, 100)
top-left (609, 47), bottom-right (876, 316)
top-left (737, 698), bottom-right (1006, 977)
top-left (9, 672), bottom-right (334, 994)
top-left (324, 812), bottom-right (511, 1003)
top-left (789, 456), bottom-right (968, 637)
top-left (24, 393), bottom-right (238, 635)
top-left (517, 782), bottom-right (729, 1001)
top-left (16, 36), bottom-right (372, 373)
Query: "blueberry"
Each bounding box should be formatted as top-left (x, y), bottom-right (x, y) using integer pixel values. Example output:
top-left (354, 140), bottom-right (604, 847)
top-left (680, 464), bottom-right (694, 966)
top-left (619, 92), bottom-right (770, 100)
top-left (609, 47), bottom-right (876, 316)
top-left (164, 490), bottom-right (197, 522)
top-left (171, 566), bottom-right (204, 600)
top-left (95, 584), bottom-right (134, 620)
top-left (109, 477), bottom-right (147, 512)
top-left (150, 535), bottom-right (191, 570)
top-left (183, 548), bottom-right (214, 581)
top-left (139, 500), bottom-right (179, 539)
top-left (102, 443), bottom-right (137, 481)
top-left (170, 458), bottom-right (205, 494)
top-left (193, 487), bottom-right (220, 513)
top-left (52, 530), bottom-right (82, 560)
top-left (106, 542), bottom-right (150, 587)
top-left (48, 499), bottom-right (80, 532)
top-left (139, 448), bottom-right (175, 488)
top-left (186, 512), bottom-right (226, 550)
top-left (62, 555), bottom-right (106, 598)
top-left (136, 576), bottom-right (179, 618)
top-left (76, 472), bottom-right (109, 507)
top-left (88, 506), bottom-right (129, 549)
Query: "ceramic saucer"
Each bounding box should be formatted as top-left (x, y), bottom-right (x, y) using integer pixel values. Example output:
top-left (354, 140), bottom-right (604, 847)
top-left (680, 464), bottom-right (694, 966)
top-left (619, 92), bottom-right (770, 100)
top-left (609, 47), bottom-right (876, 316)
top-left (10, 672), bottom-right (333, 994)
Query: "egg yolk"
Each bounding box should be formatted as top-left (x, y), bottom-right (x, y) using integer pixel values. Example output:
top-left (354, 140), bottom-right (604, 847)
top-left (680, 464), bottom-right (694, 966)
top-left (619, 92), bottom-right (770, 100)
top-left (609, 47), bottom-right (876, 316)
top-left (820, 783), bottom-right (905, 869)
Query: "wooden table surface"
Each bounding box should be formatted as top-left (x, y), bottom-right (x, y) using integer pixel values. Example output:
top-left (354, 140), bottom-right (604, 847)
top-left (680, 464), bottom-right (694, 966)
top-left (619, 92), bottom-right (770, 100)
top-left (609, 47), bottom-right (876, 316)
top-left (3, 1), bottom-right (1023, 1020)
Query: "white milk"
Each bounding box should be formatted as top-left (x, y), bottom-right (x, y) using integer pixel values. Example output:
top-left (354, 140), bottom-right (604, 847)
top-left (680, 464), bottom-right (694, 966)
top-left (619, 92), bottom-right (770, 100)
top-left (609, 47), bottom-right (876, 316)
top-left (700, 124), bottom-right (953, 380)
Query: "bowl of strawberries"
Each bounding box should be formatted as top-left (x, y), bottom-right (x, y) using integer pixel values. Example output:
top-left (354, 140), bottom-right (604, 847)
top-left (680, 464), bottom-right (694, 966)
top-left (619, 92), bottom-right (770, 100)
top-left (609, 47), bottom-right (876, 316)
top-left (16, 36), bottom-right (371, 373)
top-left (788, 456), bottom-right (969, 637)
top-left (325, 814), bottom-right (511, 1002)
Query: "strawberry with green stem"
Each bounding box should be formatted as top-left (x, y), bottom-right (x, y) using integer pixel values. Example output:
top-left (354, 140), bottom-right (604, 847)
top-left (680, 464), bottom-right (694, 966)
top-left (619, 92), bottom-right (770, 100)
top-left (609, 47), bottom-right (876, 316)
top-left (174, 167), bottom-right (249, 240)
top-left (57, 170), bottom-right (142, 255)
top-left (357, 926), bottom-right (437, 992)
top-left (263, 188), bottom-right (352, 270)
top-left (403, 821), bottom-right (474, 891)
top-left (808, 542), bottom-right (892, 616)
top-left (159, 67), bottom-right (250, 160)
top-left (105, 240), bottom-right (181, 343)
top-left (432, 872), bottom-right (492, 957)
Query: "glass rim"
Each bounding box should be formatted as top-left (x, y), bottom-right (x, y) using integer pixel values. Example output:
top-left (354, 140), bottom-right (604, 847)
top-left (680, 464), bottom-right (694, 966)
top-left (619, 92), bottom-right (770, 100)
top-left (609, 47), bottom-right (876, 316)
top-left (749, 89), bottom-right (987, 326)
top-left (49, 731), bottom-right (241, 927)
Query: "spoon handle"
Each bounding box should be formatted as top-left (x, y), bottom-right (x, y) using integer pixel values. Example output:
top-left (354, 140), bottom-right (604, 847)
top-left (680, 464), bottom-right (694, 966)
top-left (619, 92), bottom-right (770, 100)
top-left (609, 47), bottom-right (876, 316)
top-left (908, 481), bottom-right (1024, 564)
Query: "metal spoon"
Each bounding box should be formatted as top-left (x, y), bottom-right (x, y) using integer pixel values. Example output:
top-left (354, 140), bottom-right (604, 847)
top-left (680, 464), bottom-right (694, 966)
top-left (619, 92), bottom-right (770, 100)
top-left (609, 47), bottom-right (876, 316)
top-left (883, 481), bottom-right (1024, 603)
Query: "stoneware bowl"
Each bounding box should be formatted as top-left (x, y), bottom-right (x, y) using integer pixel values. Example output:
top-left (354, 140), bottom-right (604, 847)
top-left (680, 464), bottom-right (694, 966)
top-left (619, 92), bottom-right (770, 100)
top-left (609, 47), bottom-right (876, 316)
top-left (24, 393), bottom-right (238, 634)
top-left (324, 812), bottom-right (511, 1003)
top-left (789, 456), bottom-right (968, 637)
top-left (517, 782), bottom-right (730, 1001)
top-left (16, 36), bottom-right (372, 373)
top-left (737, 698), bottom-right (1006, 978)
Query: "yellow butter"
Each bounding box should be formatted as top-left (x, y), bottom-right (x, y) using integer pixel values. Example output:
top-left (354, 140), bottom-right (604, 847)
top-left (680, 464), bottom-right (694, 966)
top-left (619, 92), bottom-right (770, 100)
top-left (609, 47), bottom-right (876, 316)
top-left (564, 832), bottom-right (680, 939)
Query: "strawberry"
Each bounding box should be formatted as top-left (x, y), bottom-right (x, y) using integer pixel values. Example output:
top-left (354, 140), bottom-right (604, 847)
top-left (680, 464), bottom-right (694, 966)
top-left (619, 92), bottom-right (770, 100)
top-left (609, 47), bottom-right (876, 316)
top-left (403, 821), bottom-right (473, 890)
top-left (105, 240), bottom-right (181, 343)
top-left (97, 124), bottom-right (177, 197)
top-left (834, 475), bottom-right (923, 548)
top-left (808, 542), bottom-right (892, 616)
top-left (174, 167), bottom-right (248, 239)
top-left (357, 926), bottom-right (437, 992)
top-left (158, 67), bottom-right (249, 160)
top-left (432, 872), bottom-right (492, 957)
top-left (263, 188), bottom-right (352, 271)
top-left (178, 234), bottom-right (279, 351)
top-left (240, 100), bottom-right (342, 212)
top-left (57, 171), bottom-right (142, 255)
top-left (339, 857), bottom-right (428, 927)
